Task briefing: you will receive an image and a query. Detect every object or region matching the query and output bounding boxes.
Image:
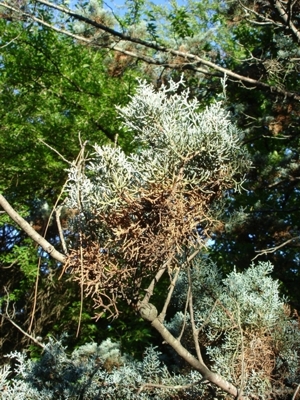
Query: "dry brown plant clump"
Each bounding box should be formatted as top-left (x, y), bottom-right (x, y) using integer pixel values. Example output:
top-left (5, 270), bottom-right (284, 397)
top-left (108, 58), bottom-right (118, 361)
top-left (66, 175), bottom-right (224, 318)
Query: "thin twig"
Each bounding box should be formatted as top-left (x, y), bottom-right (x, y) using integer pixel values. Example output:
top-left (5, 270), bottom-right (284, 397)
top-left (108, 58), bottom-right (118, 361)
top-left (252, 236), bottom-right (300, 260)
top-left (1, 312), bottom-right (45, 348)
top-left (177, 250), bottom-right (204, 342)
top-left (235, 301), bottom-right (245, 400)
top-left (38, 138), bottom-right (73, 165)
top-left (177, 284), bottom-right (190, 342)
top-left (198, 299), bottom-right (218, 333)
top-left (56, 206), bottom-right (68, 255)
top-left (76, 232), bottom-right (84, 338)
top-left (1, 259), bottom-right (19, 269)
top-left (187, 264), bottom-right (205, 365)
top-left (142, 257), bottom-right (173, 305)
top-left (158, 266), bottom-right (181, 323)
top-left (292, 383), bottom-right (300, 400)
top-left (28, 256), bottom-right (41, 333)
top-left (0, 31), bottom-right (22, 48)
top-left (2, 289), bottom-right (45, 349)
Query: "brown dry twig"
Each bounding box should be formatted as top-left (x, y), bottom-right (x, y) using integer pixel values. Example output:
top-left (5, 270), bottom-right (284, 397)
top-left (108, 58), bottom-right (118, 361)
top-left (65, 176), bottom-right (222, 318)
top-left (252, 236), bottom-right (300, 260)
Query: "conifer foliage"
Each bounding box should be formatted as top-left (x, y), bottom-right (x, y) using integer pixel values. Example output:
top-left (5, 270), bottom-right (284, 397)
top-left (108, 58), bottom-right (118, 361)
top-left (1, 75), bottom-right (300, 399)
top-left (1, 0), bottom-right (300, 398)
top-left (1, 262), bottom-right (299, 399)
top-left (65, 77), bottom-right (250, 318)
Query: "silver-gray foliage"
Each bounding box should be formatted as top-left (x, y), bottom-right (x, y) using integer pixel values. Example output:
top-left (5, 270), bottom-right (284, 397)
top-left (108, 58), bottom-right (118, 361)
top-left (167, 260), bottom-right (300, 398)
top-left (66, 77), bottom-right (250, 213)
top-left (1, 263), bottom-right (299, 399)
top-left (0, 337), bottom-right (204, 399)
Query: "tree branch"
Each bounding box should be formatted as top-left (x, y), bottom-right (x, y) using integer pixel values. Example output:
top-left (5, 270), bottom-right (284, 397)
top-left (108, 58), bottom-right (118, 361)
top-left (1, 0), bottom-right (300, 100)
top-left (274, 0), bottom-right (300, 42)
top-left (150, 316), bottom-right (242, 398)
top-left (139, 246), bottom-right (242, 398)
top-left (252, 236), bottom-right (300, 260)
top-left (158, 266), bottom-right (180, 323)
top-left (0, 194), bottom-right (66, 264)
top-left (187, 264), bottom-right (205, 365)
top-left (137, 378), bottom-right (208, 395)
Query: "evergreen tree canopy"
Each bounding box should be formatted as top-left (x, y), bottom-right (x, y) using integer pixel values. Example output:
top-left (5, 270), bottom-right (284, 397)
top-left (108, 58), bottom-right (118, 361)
top-left (0, 0), bottom-right (300, 398)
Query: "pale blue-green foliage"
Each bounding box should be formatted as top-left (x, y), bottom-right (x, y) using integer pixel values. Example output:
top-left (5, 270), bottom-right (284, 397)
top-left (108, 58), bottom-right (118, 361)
top-left (1, 264), bottom-right (299, 399)
top-left (222, 262), bottom-right (284, 327)
top-left (168, 260), bottom-right (300, 397)
top-left (72, 0), bottom-right (116, 34)
top-left (118, 77), bottom-right (248, 180)
top-left (275, 32), bottom-right (300, 60)
top-left (66, 78), bottom-right (250, 212)
top-left (0, 337), bottom-right (205, 399)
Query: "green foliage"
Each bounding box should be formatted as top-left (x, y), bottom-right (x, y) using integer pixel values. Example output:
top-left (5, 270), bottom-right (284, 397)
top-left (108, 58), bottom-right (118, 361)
top-left (0, 240), bottom-right (39, 285)
top-left (168, 7), bottom-right (194, 39)
top-left (122, 0), bottom-right (146, 27)
top-left (1, 2), bottom-right (300, 397)
top-left (144, 10), bottom-right (160, 42)
top-left (0, 11), bottom-right (144, 358)
top-left (0, 18), bottom-right (138, 205)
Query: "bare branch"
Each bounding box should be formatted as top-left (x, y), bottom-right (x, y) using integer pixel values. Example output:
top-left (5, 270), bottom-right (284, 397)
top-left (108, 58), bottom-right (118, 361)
top-left (28, 256), bottom-right (42, 333)
top-left (55, 207), bottom-right (68, 255)
top-left (0, 31), bottom-right (23, 48)
top-left (177, 285), bottom-right (190, 342)
top-left (292, 384), bottom-right (300, 400)
top-left (252, 236), bottom-right (300, 260)
top-left (187, 264), bottom-right (205, 365)
top-left (150, 316), bottom-right (243, 398)
top-left (141, 257), bottom-right (173, 305)
top-left (1, 1), bottom-right (300, 100)
top-left (158, 266), bottom-right (181, 323)
top-left (76, 233), bottom-right (84, 338)
top-left (274, 0), bottom-right (300, 42)
top-left (1, 312), bottom-right (45, 349)
top-left (0, 194), bottom-right (66, 264)
top-left (38, 139), bottom-right (73, 166)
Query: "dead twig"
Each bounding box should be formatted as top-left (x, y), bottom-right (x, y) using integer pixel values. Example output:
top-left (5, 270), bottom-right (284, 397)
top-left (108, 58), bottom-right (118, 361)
top-left (252, 236), bottom-right (300, 260)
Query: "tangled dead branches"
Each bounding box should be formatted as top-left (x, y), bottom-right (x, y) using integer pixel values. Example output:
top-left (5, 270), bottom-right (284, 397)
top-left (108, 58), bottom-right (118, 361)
top-left (65, 176), bottom-right (225, 318)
